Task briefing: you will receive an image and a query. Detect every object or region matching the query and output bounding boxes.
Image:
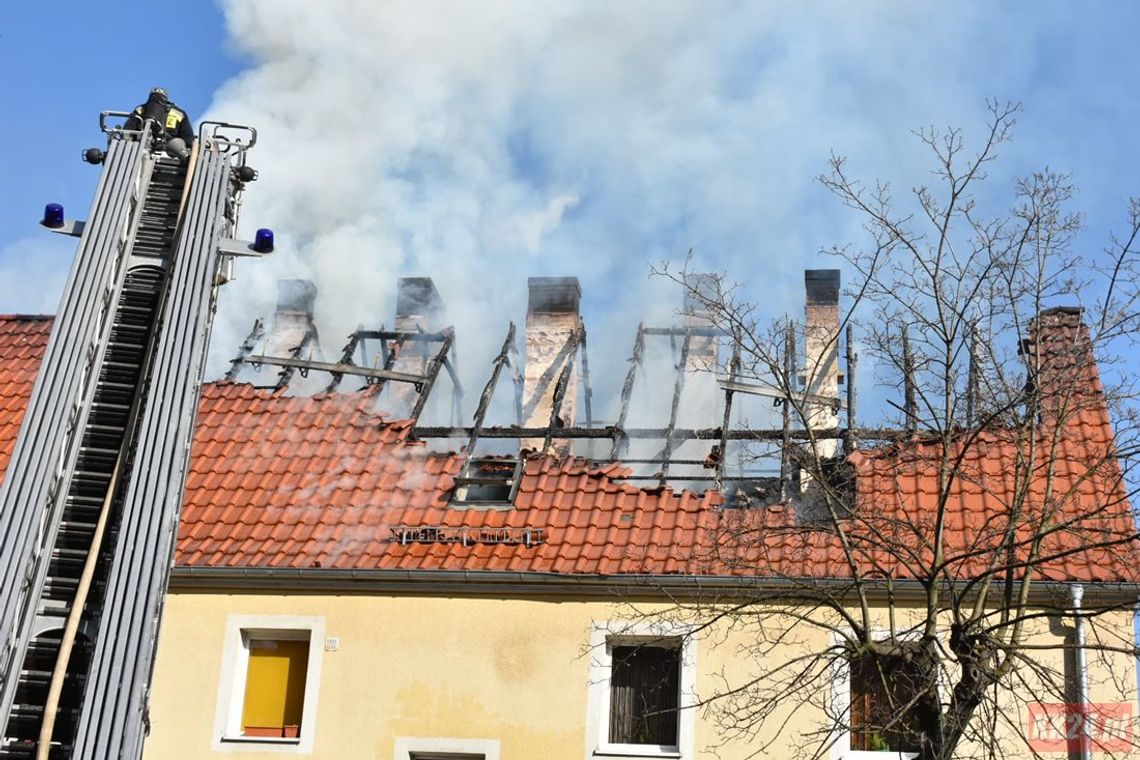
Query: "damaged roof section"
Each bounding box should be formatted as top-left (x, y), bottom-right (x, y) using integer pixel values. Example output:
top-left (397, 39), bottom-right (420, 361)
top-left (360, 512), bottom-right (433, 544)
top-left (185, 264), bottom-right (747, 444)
top-left (218, 271), bottom-right (863, 497)
top-left (1, 282), bottom-right (1136, 586)
top-left (228, 276), bottom-right (465, 425)
top-left (177, 382), bottom-right (718, 574)
top-left (177, 367), bottom-right (1137, 581)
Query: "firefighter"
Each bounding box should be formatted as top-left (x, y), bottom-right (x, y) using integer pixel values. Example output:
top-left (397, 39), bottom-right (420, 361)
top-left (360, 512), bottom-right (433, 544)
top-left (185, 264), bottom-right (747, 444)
top-left (123, 87), bottom-right (194, 159)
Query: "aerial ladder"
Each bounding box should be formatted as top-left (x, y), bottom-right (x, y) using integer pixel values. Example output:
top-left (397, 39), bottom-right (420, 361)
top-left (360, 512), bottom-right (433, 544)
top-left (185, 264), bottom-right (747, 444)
top-left (0, 112), bottom-right (271, 759)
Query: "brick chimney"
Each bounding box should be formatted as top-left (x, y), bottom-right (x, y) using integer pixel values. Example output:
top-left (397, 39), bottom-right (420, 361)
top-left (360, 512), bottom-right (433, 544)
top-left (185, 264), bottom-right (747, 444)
top-left (803, 269), bottom-right (840, 460)
top-left (1024, 306), bottom-right (1109, 428)
top-left (523, 277), bottom-right (581, 453)
top-left (389, 277), bottom-right (445, 413)
top-left (265, 279), bottom-right (318, 358)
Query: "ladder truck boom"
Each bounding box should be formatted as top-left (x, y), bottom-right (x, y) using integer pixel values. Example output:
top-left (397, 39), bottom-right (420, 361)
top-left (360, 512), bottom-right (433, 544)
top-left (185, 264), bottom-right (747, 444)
top-left (0, 113), bottom-right (271, 759)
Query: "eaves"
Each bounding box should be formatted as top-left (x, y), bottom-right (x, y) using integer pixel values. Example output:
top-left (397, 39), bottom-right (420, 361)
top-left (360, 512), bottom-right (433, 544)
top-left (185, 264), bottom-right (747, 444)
top-left (168, 565), bottom-right (1140, 606)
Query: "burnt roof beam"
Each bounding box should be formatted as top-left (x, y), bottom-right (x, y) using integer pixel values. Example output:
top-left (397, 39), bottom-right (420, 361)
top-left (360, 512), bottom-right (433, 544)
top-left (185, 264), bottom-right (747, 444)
top-left (642, 326), bottom-right (726, 337)
top-left (611, 323), bottom-right (645, 460)
top-left (272, 325), bottom-right (319, 391)
top-left (324, 329), bottom-right (364, 393)
top-left (466, 322), bottom-right (516, 453)
top-left (413, 425), bottom-right (905, 440)
top-left (780, 323), bottom-right (795, 499)
top-left (716, 338), bottom-right (741, 489)
top-left (223, 318), bottom-right (264, 382)
top-left (246, 353), bottom-right (427, 386)
top-left (541, 327), bottom-right (583, 454)
top-left (509, 333), bottom-right (523, 426)
top-left (440, 354), bottom-right (464, 420)
top-left (658, 329), bottom-right (692, 485)
top-left (355, 329), bottom-right (453, 342)
top-left (409, 329), bottom-right (454, 426)
top-left (580, 327), bottom-right (594, 430)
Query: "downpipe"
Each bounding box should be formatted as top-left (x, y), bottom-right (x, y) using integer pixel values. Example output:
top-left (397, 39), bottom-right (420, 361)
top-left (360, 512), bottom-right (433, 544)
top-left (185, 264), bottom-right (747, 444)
top-left (1072, 584), bottom-right (1091, 760)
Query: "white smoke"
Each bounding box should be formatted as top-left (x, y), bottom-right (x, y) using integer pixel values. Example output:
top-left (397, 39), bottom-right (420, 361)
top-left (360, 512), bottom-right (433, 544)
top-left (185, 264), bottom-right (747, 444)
top-left (201, 0), bottom-right (996, 432)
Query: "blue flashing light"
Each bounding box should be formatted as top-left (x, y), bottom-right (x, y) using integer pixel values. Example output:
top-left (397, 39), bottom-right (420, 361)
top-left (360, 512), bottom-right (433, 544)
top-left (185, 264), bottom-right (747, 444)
top-left (253, 228), bottom-right (275, 253)
top-left (41, 203), bottom-right (65, 229)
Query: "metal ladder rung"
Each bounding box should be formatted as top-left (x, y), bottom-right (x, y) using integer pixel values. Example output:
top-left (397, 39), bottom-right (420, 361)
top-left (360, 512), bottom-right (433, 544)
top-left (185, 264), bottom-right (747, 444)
top-left (1, 152), bottom-right (191, 754)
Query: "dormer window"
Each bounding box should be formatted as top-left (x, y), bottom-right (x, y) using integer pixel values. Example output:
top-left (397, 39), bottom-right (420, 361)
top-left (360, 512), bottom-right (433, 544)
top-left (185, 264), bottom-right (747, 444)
top-left (451, 457), bottom-right (521, 506)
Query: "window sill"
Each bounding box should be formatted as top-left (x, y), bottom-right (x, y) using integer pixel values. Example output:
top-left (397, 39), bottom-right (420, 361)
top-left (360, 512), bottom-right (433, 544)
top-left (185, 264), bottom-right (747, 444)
top-left (594, 744), bottom-right (682, 759)
top-left (842, 752), bottom-right (918, 759)
top-left (220, 736), bottom-right (302, 746)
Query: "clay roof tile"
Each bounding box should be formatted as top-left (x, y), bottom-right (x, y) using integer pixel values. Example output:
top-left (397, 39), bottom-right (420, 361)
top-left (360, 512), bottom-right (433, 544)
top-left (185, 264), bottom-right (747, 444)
top-left (0, 315), bottom-right (1137, 583)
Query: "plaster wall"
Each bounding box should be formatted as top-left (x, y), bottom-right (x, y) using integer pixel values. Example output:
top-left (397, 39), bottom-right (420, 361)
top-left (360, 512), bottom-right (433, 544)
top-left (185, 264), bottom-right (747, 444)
top-left (142, 592), bottom-right (1138, 760)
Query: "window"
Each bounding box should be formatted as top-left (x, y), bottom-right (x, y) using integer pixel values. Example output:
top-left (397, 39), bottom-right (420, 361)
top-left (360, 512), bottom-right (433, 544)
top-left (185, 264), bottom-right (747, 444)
top-left (240, 637), bottom-right (310, 738)
top-left (849, 650), bottom-right (926, 753)
top-left (832, 635), bottom-right (927, 759)
top-left (213, 615), bottom-right (325, 753)
top-left (586, 622), bottom-right (696, 759)
top-left (393, 737), bottom-right (500, 760)
top-left (608, 643), bottom-right (680, 746)
top-left (451, 457), bottom-right (521, 506)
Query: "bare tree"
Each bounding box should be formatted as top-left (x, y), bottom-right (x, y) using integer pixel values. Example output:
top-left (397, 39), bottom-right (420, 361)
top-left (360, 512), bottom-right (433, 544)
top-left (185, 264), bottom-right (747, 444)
top-left (641, 101), bottom-right (1140, 760)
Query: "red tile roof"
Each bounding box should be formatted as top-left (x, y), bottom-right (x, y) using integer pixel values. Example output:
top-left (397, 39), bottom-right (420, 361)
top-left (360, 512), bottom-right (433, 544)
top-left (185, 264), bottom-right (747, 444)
top-left (1, 312), bottom-right (1137, 583)
top-left (0, 316), bottom-right (53, 479)
top-left (179, 382), bottom-right (719, 574)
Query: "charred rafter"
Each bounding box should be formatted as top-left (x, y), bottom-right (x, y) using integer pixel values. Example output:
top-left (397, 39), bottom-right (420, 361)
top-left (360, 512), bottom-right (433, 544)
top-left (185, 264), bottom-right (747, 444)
top-left (374, 328), bottom-right (407, 391)
top-left (225, 309), bottom-right (887, 488)
top-left (580, 327), bottom-right (594, 429)
top-left (466, 323), bottom-right (519, 452)
top-left (272, 324), bottom-right (320, 391)
top-left (247, 354), bottom-right (427, 387)
top-left (224, 318), bottom-right (265, 382)
top-left (409, 329), bottom-right (454, 425)
top-left (715, 337), bottom-right (742, 489)
top-left (414, 426), bottom-right (907, 441)
top-left (542, 326), bottom-right (584, 454)
top-left (658, 329), bottom-right (693, 484)
top-left (324, 328), bottom-right (364, 393)
top-left (611, 323), bottom-right (645, 460)
top-left (241, 324), bottom-right (464, 416)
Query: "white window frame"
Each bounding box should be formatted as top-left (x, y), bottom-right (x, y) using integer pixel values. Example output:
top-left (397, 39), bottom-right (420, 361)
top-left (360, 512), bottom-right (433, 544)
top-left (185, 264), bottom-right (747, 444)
top-left (584, 620), bottom-right (697, 760)
top-left (393, 736), bottom-right (502, 760)
top-left (211, 614), bottom-right (326, 754)
top-left (829, 629), bottom-right (921, 760)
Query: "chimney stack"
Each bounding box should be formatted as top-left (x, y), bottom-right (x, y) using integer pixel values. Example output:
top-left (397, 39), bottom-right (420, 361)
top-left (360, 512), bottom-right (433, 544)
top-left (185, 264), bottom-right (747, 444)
top-left (265, 279), bottom-right (318, 358)
top-left (804, 269), bottom-right (840, 460)
top-left (389, 277), bottom-right (445, 414)
top-left (523, 277), bottom-right (581, 453)
top-left (395, 277), bottom-right (444, 334)
top-left (1025, 306), bottom-right (1108, 428)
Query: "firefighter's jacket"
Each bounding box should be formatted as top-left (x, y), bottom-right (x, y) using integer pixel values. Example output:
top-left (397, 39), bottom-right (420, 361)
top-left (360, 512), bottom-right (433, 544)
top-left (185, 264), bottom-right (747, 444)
top-left (124, 101), bottom-right (194, 146)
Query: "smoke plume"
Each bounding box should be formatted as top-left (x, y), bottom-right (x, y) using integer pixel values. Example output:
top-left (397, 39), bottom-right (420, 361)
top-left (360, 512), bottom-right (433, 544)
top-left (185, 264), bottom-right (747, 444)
top-left (201, 0), bottom-right (992, 430)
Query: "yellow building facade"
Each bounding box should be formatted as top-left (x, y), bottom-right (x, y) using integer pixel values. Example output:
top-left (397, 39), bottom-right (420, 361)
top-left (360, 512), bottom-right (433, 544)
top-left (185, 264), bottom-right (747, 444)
top-left (143, 582), bottom-right (1139, 760)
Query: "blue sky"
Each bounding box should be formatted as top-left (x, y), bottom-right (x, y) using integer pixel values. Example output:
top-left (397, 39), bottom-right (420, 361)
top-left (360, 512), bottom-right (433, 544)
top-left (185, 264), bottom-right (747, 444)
top-left (3, 1), bottom-right (1140, 418)
top-left (0, 2), bottom-right (240, 311)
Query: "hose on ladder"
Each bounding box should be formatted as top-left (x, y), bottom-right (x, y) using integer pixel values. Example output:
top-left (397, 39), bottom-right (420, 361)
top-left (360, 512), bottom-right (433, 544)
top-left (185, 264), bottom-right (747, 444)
top-left (34, 454), bottom-right (124, 759)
